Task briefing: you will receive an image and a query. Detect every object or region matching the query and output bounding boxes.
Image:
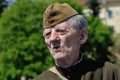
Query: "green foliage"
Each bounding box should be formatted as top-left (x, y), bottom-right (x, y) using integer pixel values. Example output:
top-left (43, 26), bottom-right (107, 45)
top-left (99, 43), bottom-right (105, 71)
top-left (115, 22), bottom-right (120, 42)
top-left (81, 16), bottom-right (114, 61)
top-left (0, 0), bottom-right (53, 80)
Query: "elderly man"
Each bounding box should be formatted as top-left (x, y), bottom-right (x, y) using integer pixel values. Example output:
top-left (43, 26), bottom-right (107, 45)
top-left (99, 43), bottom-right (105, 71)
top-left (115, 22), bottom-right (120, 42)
top-left (33, 3), bottom-right (120, 80)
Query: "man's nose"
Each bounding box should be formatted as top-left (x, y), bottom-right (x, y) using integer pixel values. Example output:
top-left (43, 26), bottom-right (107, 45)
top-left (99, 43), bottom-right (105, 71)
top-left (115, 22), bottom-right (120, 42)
top-left (49, 32), bottom-right (58, 42)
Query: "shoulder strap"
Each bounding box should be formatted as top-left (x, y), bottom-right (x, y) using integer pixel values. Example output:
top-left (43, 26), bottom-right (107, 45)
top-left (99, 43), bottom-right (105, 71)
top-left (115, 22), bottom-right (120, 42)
top-left (49, 66), bottom-right (68, 80)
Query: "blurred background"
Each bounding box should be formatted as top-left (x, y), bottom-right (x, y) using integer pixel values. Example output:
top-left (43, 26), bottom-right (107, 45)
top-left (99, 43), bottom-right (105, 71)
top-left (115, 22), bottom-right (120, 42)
top-left (0, 0), bottom-right (120, 80)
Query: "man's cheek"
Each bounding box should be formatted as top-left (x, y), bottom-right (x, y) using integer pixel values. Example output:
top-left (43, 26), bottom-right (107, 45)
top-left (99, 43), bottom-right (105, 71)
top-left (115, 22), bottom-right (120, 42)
top-left (65, 39), bottom-right (72, 47)
top-left (45, 41), bottom-right (51, 48)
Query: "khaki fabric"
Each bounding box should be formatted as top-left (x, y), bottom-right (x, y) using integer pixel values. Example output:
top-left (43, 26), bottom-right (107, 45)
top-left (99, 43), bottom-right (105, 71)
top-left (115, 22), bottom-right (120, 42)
top-left (32, 70), bottom-right (62, 80)
top-left (43, 3), bottom-right (78, 28)
top-left (49, 67), bottom-right (68, 80)
top-left (33, 61), bottom-right (120, 80)
top-left (80, 62), bottom-right (120, 80)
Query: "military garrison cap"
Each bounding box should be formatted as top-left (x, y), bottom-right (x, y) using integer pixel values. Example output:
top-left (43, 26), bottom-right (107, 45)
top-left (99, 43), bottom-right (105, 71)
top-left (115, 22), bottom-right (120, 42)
top-left (43, 3), bottom-right (79, 28)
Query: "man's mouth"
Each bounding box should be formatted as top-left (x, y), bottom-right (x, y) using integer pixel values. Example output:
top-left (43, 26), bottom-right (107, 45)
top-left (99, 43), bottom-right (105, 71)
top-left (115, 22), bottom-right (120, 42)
top-left (52, 45), bottom-right (61, 52)
top-left (51, 40), bottom-right (61, 51)
top-left (53, 46), bottom-right (60, 49)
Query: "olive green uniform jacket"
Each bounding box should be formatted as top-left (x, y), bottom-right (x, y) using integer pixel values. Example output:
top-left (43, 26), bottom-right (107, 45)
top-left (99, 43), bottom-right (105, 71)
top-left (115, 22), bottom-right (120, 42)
top-left (33, 59), bottom-right (120, 80)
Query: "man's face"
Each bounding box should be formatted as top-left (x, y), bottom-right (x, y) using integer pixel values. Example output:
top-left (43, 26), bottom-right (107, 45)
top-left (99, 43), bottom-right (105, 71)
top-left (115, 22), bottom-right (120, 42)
top-left (43, 21), bottom-right (81, 61)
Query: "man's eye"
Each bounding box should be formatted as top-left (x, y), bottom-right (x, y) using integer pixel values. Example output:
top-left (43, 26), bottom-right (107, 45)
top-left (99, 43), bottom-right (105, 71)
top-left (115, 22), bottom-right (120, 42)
top-left (45, 32), bottom-right (51, 38)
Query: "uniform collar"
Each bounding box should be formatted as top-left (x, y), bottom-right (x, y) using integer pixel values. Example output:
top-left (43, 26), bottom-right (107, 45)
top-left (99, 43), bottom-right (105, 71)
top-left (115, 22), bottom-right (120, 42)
top-left (55, 57), bottom-right (105, 80)
top-left (72, 52), bottom-right (83, 66)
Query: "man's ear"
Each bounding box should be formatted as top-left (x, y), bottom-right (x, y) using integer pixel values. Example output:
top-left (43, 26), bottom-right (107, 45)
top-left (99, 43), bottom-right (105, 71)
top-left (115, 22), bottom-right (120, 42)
top-left (79, 27), bottom-right (88, 44)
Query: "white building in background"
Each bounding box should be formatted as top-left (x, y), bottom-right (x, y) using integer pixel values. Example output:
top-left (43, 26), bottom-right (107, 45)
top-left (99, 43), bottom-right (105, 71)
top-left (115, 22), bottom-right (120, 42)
top-left (99, 0), bottom-right (120, 33)
top-left (78, 0), bottom-right (120, 33)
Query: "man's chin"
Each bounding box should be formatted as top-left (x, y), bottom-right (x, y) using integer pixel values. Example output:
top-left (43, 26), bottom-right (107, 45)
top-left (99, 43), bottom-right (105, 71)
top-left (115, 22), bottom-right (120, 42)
top-left (54, 53), bottom-right (65, 60)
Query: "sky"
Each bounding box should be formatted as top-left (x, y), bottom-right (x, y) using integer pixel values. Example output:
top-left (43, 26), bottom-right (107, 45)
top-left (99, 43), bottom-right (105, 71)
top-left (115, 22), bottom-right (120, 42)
top-left (6, 0), bottom-right (16, 4)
